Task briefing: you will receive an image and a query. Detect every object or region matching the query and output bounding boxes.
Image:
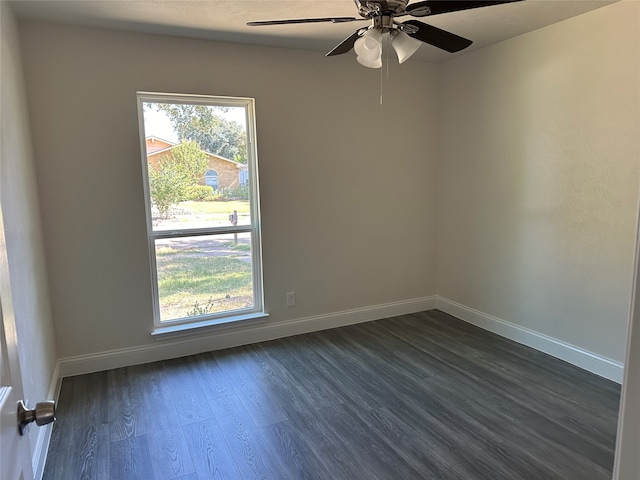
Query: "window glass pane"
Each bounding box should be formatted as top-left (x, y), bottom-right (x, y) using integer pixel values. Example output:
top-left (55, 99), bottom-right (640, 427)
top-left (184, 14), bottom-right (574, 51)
top-left (143, 102), bottom-right (251, 231)
top-left (155, 233), bottom-right (254, 322)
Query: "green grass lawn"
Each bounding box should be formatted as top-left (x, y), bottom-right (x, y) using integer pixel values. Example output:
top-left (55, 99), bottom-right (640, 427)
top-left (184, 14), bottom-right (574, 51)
top-left (156, 200), bottom-right (251, 229)
top-left (156, 245), bottom-right (253, 321)
top-left (179, 200), bottom-right (250, 215)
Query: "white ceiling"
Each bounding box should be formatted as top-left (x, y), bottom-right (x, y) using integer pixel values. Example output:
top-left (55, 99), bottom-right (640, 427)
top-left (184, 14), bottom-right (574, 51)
top-left (9, 0), bottom-right (618, 62)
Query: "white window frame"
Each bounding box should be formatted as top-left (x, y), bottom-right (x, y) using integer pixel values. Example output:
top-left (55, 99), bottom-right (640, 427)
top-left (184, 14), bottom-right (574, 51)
top-left (137, 92), bottom-right (266, 335)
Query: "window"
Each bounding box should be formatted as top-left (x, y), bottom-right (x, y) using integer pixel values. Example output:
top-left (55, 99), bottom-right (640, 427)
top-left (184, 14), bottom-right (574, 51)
top-left (137, 92), bottom-right (265, 333)
top-left (240, 168), bottom-right (249, 187)
top-left (205, 170), bottom-right (219, 190)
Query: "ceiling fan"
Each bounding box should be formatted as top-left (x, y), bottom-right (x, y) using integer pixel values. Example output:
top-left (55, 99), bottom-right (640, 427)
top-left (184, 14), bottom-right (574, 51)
top-left (248, 0), bottom-right (523, 67)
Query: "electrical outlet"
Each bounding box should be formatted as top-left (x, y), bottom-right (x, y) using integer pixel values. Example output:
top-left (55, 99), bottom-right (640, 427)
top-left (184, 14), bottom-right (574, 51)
top-left (286, 292), bottom-right (296, 307)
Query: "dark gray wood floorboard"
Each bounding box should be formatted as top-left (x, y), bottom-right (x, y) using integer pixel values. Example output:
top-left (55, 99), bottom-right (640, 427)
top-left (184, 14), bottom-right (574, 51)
top-left (53, 371), bottom-right (108, 431)
top-left (110, 435), bottom-right (153, 480)
top-left (258, 340), bottom-right (342, 411)
top-left (321, 402), bottom-right (425, 480)
top-left (281, 407), bottom-right (358, 479)
top-left (369, 406), bottom-right (478, 480)
top-left (43, 310), bottom-right (621, 480)
top-left (258, 421), bottom-right (324, 480)
top-left (190, 351), bottom-right (237, 399)
top-left (135, 362), bottom-right (196, 479)
top-left (207, 393), bottom-right (291, 479)
top-left (164, 357), bottom-right (215, 426)
top-left (182, 418), bottom-right (243, 479)
top-left (221, 347), bottom-right (290, 429)
top-left (76, 424), bottom-right (111, 480)
top-left (46, 423), bottom-right (110, 480)
top-left (108, 366), bottom-right (145, 442)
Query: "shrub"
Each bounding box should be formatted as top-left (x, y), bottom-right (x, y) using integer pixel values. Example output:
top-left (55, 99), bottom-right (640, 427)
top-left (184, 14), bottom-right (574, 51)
top-left (216, 185), bottom-right (249, 201)
top-left (186, 296), bottom-right (216, 317)
top-left (185, 185), bottom-right (215, 201)
top-left (148, 141), bottom-right (209, 216)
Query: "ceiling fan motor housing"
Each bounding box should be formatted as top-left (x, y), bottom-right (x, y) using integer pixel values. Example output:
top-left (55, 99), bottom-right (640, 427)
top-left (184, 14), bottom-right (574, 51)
top-left (372, 14), bottom-right (396, 32)
top-left (357, 0), bottom-right (411, 18)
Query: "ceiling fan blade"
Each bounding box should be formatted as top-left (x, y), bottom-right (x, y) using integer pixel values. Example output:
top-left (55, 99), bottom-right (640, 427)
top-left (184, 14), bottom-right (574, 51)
top-left (247, 17), bottom-right (361, 26)
top-left (326, 30), bottom-right (363, 56)
top-left (403, 20), bottom-right (472, 53)
top-left (406, 0), bottom-right (522, 17)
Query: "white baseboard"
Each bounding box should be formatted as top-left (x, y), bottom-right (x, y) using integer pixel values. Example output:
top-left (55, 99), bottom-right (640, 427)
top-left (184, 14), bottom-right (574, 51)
top-left (58, 296), bottom-right (437, 378)
top-left (56, 292), bottom-right (620, 381)
top-left (33, 360), bottom-right (61, 480)
top-left (435, 296), bottom-right (624, 383)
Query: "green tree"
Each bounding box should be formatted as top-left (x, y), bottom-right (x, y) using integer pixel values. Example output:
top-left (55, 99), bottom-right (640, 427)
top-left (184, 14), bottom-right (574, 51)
top-left (156, 104), bottom-right (247, 163)
top-left (148, 140), bottom-right (209, 218)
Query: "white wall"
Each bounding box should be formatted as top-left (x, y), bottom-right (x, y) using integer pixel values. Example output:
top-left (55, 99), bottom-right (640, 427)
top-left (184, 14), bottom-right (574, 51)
top-left (0, 3), bottom-right (58, 476)
top-left (18, 22), bottom-right (439, 362)
top-left (437, 1), bottom-right (639, 364)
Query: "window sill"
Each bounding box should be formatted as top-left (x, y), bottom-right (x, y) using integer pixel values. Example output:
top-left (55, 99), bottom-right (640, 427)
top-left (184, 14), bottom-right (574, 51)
top-left (151, 311), bottom-right (269, 340)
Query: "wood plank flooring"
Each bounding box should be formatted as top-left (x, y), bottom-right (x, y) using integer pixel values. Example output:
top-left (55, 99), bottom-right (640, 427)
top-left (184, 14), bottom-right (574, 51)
top-left (43, 310), bottom-right (621, 479)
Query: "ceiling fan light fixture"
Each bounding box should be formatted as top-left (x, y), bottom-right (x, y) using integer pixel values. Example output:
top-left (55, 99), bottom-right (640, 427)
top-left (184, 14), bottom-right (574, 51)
top-left (391, 31), bottom-right (422, 64)
top-left (356, 54), bottom-right (383, 68)
top-left (354, 27), bottom-right (382, 61)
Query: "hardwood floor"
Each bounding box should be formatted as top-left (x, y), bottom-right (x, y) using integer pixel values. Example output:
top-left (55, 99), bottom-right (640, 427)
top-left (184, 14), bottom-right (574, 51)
top-left (43, 310), bottom-right (621, 479)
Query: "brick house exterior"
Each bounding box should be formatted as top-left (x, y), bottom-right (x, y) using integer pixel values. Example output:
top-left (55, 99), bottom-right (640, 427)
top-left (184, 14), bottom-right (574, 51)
top-left (145, 136), bottom-right (245, 190)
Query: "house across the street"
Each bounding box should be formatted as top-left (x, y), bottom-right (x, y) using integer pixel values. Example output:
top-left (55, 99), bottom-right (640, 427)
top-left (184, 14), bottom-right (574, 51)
top-left (145, 136), bottom-right (248, 190)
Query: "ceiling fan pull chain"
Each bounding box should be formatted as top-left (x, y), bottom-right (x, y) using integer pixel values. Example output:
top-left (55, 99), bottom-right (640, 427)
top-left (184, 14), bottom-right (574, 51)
top-left (386, 34), bottom-right (390, 81)
top-left (380, 61), bottom-right (384, 105)
top-left (379, 33), bottom-right (386, 106)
